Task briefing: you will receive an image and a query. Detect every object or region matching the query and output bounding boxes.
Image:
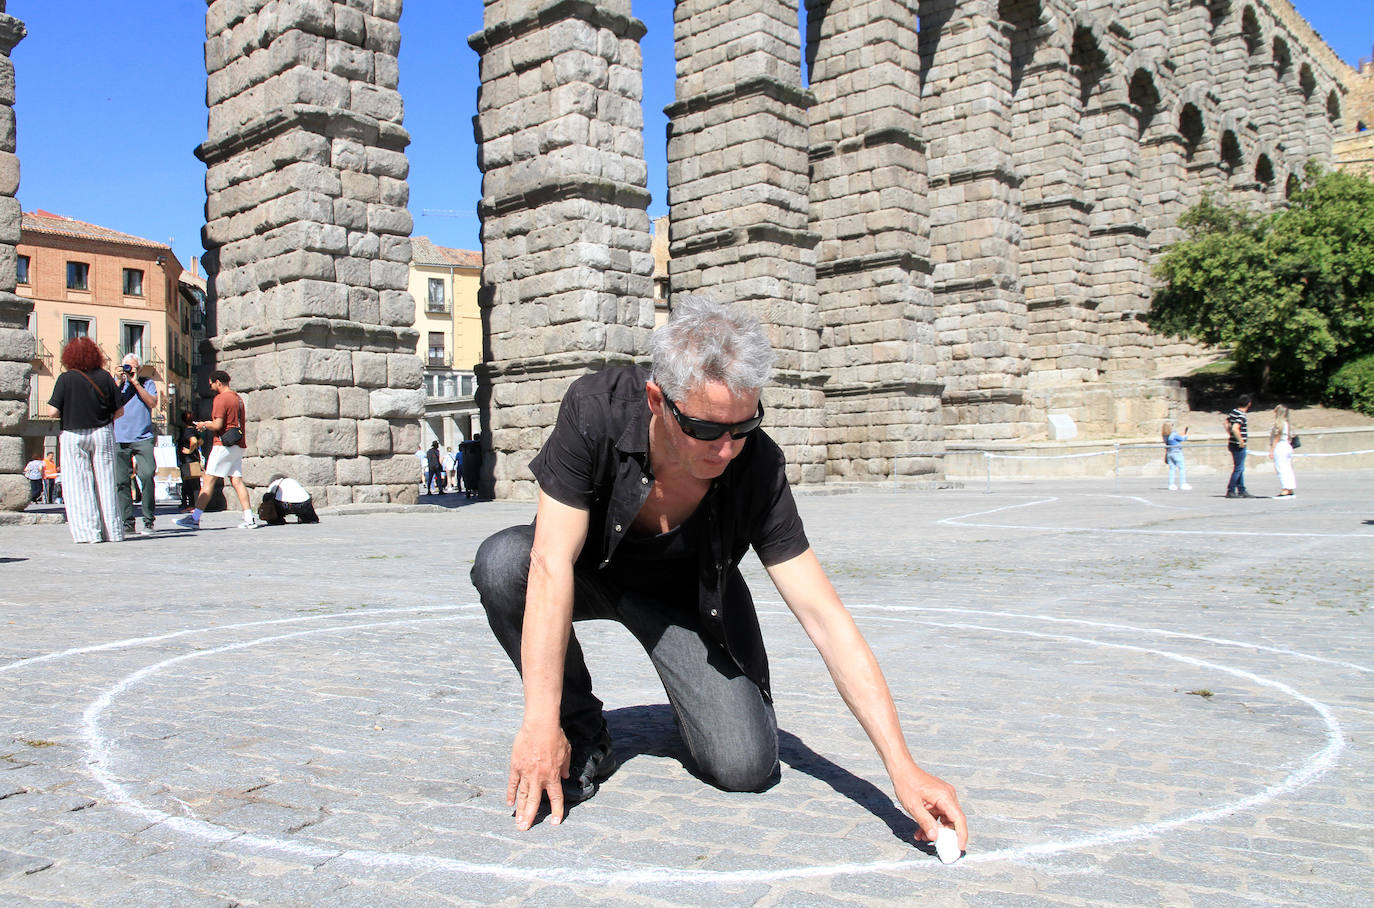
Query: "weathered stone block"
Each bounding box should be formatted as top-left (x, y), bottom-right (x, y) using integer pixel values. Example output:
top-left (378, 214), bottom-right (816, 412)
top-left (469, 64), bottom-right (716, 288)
top-left (368, 387), bottom-right (424, 419)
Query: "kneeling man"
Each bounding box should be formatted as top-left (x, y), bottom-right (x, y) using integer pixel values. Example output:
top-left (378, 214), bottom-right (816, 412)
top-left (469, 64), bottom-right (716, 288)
top-left (472, 297), bottom-right (967, 848)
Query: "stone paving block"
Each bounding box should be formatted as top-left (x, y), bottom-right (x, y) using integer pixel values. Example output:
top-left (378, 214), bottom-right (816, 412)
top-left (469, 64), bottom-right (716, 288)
top-left (0, 478), bottom-right (1371, 903)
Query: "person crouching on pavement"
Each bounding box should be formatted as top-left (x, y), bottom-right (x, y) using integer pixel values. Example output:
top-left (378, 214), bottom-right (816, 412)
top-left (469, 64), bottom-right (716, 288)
top-left (470, 296), bottom-right (968, 850)
top-left (258, 474), bottom-right (320, 525)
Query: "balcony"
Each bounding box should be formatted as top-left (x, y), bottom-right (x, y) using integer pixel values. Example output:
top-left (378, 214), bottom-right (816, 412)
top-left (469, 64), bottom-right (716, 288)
top-left (427, 350), bottom-right (452, 369)
top-left (425, 299), bottom-right (451, 314)
top-left (30, 338), bottom-right (52, 370)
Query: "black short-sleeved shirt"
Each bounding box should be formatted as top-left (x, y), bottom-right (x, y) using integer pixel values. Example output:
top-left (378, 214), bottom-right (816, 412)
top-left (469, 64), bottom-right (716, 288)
top-left (530, 365), bottom-right (809, 698)
top-left (48, 369), bottom-right (119, 431)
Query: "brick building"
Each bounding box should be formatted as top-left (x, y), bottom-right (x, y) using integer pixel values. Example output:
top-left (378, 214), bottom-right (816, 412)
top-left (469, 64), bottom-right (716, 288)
top-left (19, 210), bottom-right (197, 456)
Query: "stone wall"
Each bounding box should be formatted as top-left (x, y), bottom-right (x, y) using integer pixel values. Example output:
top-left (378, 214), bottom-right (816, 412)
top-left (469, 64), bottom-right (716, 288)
top-left (0, 0), bottom-right (1347, 509)
top-left (465, 0), bottom-right (1347, 496)
top-left (196, 0), bottom-right (423, 507)
top-left (0, 2), bottom-right (24, 511)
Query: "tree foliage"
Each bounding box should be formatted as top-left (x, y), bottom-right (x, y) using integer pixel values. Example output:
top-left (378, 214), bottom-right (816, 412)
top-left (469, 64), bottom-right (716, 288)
top-left (1149, 168), bottom-right (1374, 395)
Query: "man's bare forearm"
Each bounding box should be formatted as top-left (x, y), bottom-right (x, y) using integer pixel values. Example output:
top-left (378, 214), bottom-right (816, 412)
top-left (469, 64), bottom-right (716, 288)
top-left (519, 547), bottom-right (575, 727)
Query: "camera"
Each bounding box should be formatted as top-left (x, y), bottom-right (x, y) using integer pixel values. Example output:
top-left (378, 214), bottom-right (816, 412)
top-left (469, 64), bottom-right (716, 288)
top-left (120, 364), bottom-right (134, 373)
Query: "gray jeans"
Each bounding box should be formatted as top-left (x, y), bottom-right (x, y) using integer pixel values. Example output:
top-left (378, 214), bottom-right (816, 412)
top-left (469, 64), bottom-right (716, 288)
top-left (471, 524), bottom-right (778, 792)
top-left (116, 436), bottom-right (157, 525)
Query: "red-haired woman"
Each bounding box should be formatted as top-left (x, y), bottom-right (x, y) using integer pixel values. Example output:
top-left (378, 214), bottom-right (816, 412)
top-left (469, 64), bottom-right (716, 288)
top-left (46, 337), bottom-right (124, 543)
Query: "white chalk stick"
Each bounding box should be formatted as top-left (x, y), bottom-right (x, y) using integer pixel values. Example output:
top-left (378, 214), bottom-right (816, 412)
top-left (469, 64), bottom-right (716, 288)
top-left (935, 826), bottom-right (960, 864)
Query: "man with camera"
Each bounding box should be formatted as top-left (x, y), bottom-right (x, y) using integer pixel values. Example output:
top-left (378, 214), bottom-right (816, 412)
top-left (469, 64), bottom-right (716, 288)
top-left (114, 354), bottom-right (160, 535)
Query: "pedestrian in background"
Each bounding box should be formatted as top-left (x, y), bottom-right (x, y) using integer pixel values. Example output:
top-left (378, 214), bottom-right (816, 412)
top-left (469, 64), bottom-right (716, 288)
top-left (24, 455), bottom-right (44, 503)
top-left (447, 446), bottom-right (462, 496)
top-left (177, 370), bottom-right (258, 530)
top-left (1224, 394), bottom-right (1254, 499)
top-left (114, 354), bottom-right (159, 535)
top-left (459, 433), bottom-right (482, 499)
top-left (42, 452), bottom-right (59, 503)
top-left (177, 410), bottom-right (202, 511)
top-left (45, 337), bottom-right (124, 543)
top-left (1270, 405), bottom-right (1297, 498)
top-left (1162, 420), bottom-right (1190, 491)
top-left (425, 441), bottom-right (445, 495)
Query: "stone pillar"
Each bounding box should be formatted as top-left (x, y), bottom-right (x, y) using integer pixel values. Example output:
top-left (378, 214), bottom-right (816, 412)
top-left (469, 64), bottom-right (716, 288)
top-left (471, 0), bottom-right (654, 500)
top-left (806, 0), bottom-right (943, 481)
top-left (1021, 13), bottom-right (1100, 390)
top-left (1088, 65), bottom-right (1155, 378)
top-left (197, 0), bottom-right (422, 507)
top-left (0, 4), bottom-right (26, 512)
top-left (667, 0), bottom-right (825, 484)
top-left (924, 0), bottom-right (1032, 442)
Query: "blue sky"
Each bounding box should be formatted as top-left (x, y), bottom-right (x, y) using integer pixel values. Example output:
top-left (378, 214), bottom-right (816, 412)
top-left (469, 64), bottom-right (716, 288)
top-left (10, 1), bottom-right (1370, 273)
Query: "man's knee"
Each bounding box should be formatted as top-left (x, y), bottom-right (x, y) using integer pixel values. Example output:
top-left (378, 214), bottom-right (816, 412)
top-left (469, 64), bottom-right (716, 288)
top-left (699, 736), bottom-right (778, 793)
top-left (471, 525), bottom-right (536, 605)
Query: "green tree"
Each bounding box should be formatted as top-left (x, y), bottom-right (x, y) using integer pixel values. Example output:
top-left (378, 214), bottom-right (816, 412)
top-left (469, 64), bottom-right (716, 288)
top-left (1149, 168), bottom-right (1374, 395)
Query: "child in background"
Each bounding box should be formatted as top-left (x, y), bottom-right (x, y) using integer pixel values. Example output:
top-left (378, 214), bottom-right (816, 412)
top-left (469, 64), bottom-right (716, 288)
top-left (1163, 419), bottom-right (1190, 490)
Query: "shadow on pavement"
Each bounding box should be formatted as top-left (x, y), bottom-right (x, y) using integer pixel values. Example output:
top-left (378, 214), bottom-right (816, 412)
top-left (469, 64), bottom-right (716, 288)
top-left (602, 704), bottom-right (922, 845)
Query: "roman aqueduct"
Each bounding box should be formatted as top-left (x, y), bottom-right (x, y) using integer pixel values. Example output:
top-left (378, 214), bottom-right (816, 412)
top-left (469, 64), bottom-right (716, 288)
top-left (0, 0), bottom-right (1349, 507)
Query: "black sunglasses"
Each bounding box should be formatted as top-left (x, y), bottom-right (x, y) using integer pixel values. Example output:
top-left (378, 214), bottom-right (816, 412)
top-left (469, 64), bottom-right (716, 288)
top-left (663, 394), bottom-right (765, 441)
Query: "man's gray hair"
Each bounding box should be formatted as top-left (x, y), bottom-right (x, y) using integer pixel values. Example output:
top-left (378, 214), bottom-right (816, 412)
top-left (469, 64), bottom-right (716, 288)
top-left (650, 296), bottom-right (775, 400)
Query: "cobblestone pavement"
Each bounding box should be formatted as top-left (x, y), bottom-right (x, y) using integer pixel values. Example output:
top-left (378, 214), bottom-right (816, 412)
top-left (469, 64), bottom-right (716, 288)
top-left (1, 473), bottom-right (1371, 906)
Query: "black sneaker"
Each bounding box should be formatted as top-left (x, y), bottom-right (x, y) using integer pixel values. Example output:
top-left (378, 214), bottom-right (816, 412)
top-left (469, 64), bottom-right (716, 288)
top-left (563, 727), bottom-right (617, 804)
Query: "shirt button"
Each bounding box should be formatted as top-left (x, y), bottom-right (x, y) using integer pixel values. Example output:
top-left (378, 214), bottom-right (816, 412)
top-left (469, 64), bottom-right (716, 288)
top-left (614, 524), bottom-right (622, 533)
top-left (641, 477), bottom-right (648, 484)
top-left (710, 609), bottom-right (718, 617)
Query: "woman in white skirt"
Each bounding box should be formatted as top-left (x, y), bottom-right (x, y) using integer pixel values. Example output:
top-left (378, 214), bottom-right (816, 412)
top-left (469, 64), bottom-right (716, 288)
top-left (46, 337), bottom-right (125, 542)
top-left (1269, 405), bottom-right (1296, 498)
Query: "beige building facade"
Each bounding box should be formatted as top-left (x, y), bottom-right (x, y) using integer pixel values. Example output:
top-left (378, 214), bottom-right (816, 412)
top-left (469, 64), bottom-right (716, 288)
top-left (18, 210), bottom-right (196, 456)
top-left (410, 236), bottom-right (481, 450)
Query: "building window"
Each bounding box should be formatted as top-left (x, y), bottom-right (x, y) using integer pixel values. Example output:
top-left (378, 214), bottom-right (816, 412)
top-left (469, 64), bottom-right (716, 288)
top-left (459, 373), bottom-right (477, 397)
top-left (65, 317), bottom-right (91, 342)
top-left (67, 261), bottom-right (90, 291)
top-left (428, 332), bottom-right (446, 367)
top-left (17, 255), bottom-right (28, 284)
top-left (427, 278), bottom-right (446, 312)
top-left (121, 322), bottom-right (147, 361)
top-left (123, 268), bottom-right (144, 296)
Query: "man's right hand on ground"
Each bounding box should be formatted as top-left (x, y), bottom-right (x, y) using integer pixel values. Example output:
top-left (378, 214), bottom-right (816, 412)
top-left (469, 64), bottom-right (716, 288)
top-left (507, 721), bottom-right (572, 830)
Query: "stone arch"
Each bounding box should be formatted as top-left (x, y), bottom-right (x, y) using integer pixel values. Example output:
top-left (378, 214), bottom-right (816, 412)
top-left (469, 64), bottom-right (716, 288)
top-left (1124, 55), bottom-right (1164, 138)
top-left (1179, 102), bottom-right (1206, 160)
top-left (1220, 128), bottom-right (1244, 171)
top-left (1255, 153), bottom-right (1275, 187)
top-left (1207, 0), bottom-right (1231, 31)
top-left (1070, 21), bottom-right (1109, 107)
top-left (1272, 36), bottom-right (1291, 82)
top-left (999, 0), bottom-right (1045, 98)
top-left (1240, 6), bottom-right (1263, 56)
top-left (916, 0), bottom-right (958, 94)
top-left (1299, 62), bottom-right (1316, 100)
top-left (1285, 171), bottom-right (1302, 198)
top-left (1326, 89), bottom-right (1341, 125)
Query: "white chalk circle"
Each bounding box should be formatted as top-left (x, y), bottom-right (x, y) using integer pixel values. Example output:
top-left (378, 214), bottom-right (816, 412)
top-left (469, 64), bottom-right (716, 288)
top-left (72, 605), bottom-right (1347, 885)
